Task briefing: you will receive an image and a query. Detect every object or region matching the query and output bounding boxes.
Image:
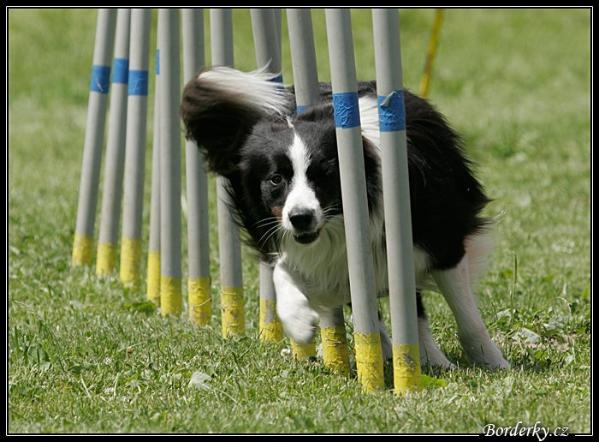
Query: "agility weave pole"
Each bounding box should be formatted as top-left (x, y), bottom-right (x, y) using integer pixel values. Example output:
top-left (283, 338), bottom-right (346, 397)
top-left (287, 9), bottom-right (319, 111)
top-left (325, 9), bottom-right (385, 392)
top-left (73, 8), bottom-right (424, 395)
top-left (158, 9), bottom-right (183, 315)
top-left (259, 261), bottom-right (283, 342)
top-left (182, 9), bottom-right (212, 326)
top-left (211, 9), bottom-right (245, 337)
top-left (96, 9), bottom-right (130, 276)
top-left (373, 9), bottom-right (422, 394)
top-left (250, 8), bottom-right (285, 344)
top-left (287, 8), bottom-right (350, 374)
top-left (146, 21), bottom-right (162, 306)
top-left (72, 9), bottom-right (116, 266)
top-left (120, 9), bottom-right (151, 287)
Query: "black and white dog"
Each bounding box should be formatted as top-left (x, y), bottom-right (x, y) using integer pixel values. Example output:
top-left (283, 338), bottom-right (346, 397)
top-left (181, 66), bottom-right (509, 370)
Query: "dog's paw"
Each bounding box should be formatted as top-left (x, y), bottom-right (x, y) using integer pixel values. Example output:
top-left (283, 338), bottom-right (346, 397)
top-left (277, 299), bottom-right (319, 344)
top-left (420, 354), bottom-right (456, 371)
top-left (477, 354), bottom-right (511, 370)
top-left (461, 338), bottom-right (510, 370)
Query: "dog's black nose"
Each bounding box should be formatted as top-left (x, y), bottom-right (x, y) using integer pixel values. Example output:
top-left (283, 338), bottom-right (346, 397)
top-left (289, 208), bottom-right (315, 231)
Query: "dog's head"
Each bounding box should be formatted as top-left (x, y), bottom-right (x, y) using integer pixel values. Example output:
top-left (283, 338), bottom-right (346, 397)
top-left (181, 67), bottom-right (380, 256)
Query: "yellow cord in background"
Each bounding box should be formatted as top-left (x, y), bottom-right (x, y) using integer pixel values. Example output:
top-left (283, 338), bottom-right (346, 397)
top-left (419, 9), bottom-right (445, 99)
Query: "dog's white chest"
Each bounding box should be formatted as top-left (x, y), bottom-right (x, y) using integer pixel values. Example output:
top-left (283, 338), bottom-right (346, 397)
top-left (278, 216), bottom-right (395, 309)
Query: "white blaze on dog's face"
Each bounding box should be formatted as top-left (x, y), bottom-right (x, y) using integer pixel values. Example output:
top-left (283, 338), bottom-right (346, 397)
top-left (281, 128), bottom-right (325, 244)
top-left (237, 117), bottom-right (349, 249)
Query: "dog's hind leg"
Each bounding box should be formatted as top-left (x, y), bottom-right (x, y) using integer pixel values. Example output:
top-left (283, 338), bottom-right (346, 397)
top-left (432, 255), bottom-right (509, 369)
top-left (377, 292), bottom-right (453, 369)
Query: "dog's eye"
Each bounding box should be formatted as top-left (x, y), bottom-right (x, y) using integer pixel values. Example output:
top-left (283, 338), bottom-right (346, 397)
top-left (269, 174), bottom-right (283, 186)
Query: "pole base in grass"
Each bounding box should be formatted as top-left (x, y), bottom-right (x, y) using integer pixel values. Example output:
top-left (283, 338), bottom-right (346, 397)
top-left (160, 275), bottom-right (182, 316)
top-left (321, 326), bottom-right (350, 376)
top-left (96, 242), bottom-right (117, 275)
top-left (120, 238), bottom-right (141, 286)
top-left (189, 277), bottom-right (212, 326)
top-left (354, 332), bottom-right (385, 392)
top-left (221, 287), bottom-right (245, 337)
top-left (146, 251), bottom-right (161, 305)
top-left (393, 344), bottom-right (422, 394)
top-left (72, 234), bottom-right (94, 266)
top-left (260, 298), bottom-right (284, 342)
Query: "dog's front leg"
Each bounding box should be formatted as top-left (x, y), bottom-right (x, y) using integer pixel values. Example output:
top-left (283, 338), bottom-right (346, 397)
top-left (273, 261), bottom-right (319, 344)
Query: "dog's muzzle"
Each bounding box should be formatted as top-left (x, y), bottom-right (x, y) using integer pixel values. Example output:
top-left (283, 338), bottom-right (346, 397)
top-left (289, 208), bottom-right (320, 244)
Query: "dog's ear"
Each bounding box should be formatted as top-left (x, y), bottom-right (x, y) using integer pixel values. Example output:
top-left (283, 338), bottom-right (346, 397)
top-left (181, 66), bottom-right (292, 177)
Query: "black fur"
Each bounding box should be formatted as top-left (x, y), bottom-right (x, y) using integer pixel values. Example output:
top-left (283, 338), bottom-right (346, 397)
top-left (180, 73), bottom-right (490, 271)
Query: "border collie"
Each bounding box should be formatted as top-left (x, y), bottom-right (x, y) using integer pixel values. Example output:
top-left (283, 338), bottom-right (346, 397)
top-left (181, 66), bottom-right (509, 370)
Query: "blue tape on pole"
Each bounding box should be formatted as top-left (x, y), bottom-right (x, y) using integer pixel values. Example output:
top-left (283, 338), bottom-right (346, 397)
top-left (90, 65), bottom-right (111, 94)
top-left (377, 90), bottom-right (406, 132)
top-left (111, 58), bottom-right (129, 84)
top-left (269, 74), bottom-right (283, 84)
top-left (128, 70), bottom-right (149, 96)
top-left (296, 105), bottom-right (308, 114)
top-left (155, 49), bottom-right (160, 75)
top-left (332, 92), bottom-right (360, 129)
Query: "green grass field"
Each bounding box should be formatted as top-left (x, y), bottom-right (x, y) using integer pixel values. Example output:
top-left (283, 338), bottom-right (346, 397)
top-left (8, 8), bottom-right (591, 434)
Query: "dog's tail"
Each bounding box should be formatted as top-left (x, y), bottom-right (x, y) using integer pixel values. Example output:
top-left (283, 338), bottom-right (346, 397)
top-left (193, 65), bottom-right (292, 115)
top-left (180, 66), bottom-right (294, 176)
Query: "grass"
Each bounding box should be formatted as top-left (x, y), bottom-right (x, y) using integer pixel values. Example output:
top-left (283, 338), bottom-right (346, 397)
top-left (8, 8), bottom-right (591, 434)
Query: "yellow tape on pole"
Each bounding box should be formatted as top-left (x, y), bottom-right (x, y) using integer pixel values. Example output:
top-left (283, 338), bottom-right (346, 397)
top-left (160, 275), bottom-right (182, 316)
top-left (393, 343), bottom-right (422, 394)
top-left (354, 332), bottom-right (385, 392)
top-left (221, 287), bottom-right (245, 337)
top-left (321, 326), bottom-right (350, 376)
top-left (188, 276), bottom-right (212, 326)
top-left (146, 250), bottom-right (161, 305)
top-left (96, 242), bottom-right (117, 275)
top-left (120, 237), bottom-right (141, 285)
top-left (72, 234), bottom-right (94, 266)
top-left (259, 298), bottom-right (283, 342)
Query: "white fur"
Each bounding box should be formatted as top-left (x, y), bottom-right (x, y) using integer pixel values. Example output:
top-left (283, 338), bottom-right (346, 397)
top-left (432, 254), bottom-right (510, 369)
top-left (277, 213), bottom-right (431, 311)
top-left (282, 131), bottom-right (323, 232)
top-left (465, 228), bottom-right (496, 289)
top-left (273, 260), bottom-right (319, 344)
top-left (359, 95), bottom-right (381, 148)
top-left (278, 216), bottom-right (350, 310)
top-left (199, 66), bottom-right (290, 116)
